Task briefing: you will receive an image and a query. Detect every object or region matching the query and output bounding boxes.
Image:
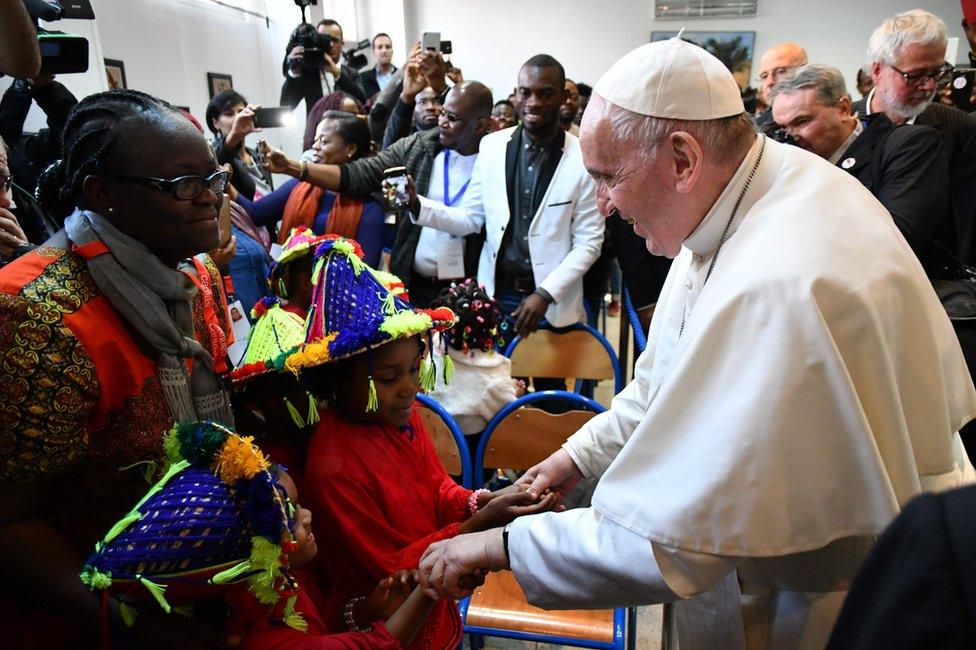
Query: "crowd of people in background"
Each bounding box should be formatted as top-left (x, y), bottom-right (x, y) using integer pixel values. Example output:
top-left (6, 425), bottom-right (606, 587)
top-left (0, 4), bottom-right (975, 648)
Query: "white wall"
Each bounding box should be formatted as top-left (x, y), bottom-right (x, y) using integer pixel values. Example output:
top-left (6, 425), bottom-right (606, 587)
top-left (2, 0), bottom-right (311, 153)
top-left (390, 0), bottom-right (971, 101)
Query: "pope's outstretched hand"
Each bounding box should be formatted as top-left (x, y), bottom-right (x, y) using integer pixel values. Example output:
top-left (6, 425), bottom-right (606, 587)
top-left (517, 448), bottom-right (584, 506)
top-left (419, 529), bottom-right (508, 600)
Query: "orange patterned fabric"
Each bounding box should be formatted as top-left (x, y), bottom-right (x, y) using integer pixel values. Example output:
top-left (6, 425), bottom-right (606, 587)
top-left (0, 246), bottom-right (231, 552)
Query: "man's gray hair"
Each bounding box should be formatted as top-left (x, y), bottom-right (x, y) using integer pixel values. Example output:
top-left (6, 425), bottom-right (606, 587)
top-left (606, 105), bottom-right (756, 164)
top-left (867, 9), bottom-right (947, 66)
top-left (768, 64), bottom-right (850, 107)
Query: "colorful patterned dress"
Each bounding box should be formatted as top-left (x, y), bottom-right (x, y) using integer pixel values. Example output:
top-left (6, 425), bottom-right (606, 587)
top-left (0, 243), bottom-right (231, 552)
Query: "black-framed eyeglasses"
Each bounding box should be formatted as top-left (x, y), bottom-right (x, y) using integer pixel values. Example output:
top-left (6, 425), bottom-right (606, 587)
top-left (438, 108), bottom-right (466, 124)
top-left (102, 170), bottom-right (229, 200)
top-left (890, 63), bottom-right (953, 88)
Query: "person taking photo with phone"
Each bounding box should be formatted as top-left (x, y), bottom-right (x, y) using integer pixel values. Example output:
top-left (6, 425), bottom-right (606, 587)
top-left (259, 80), bottom-right (495, 308)
top-left (206, 89), bottom-right (275, 202)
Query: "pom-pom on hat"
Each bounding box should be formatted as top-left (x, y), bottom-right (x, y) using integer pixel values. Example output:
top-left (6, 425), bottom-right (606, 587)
top-left (272, 226), bottom-right (330, 269)
top-left (230, 297), bottom-right (307, 385)
top-left (594, 35), bottom-right (744, 120)
top-left (80, 421), bottom-right (307, 633)
top-left (285, 236), bottom-right (456, 402)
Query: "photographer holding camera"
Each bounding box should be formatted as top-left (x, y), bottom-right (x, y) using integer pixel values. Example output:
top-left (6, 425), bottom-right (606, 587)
top-left (280, 19), bottom-right (367, 113)
top-left (0, 73), bottom-right (78, 247)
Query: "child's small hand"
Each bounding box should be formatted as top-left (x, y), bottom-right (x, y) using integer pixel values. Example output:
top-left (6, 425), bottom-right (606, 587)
top-left (462, 489), bottom-right (558, 532)
top-left (513, 378), bottom-right (527, 397)
top-left (364, 570), bottom-right (416, 620)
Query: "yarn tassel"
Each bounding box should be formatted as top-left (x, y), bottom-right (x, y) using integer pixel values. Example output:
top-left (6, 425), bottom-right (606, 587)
top-left (420, 356), bottom-right (436, 392)
top-left (381, 290), bottom-right (397, 315)
top-left (366, 376), bottom-right (379, 412)
top-left (284, 397), bottom-right (306, 428)
top-left (283, 595), bottom-right (308, 632)
top-left (138, 576), bottom-right (171, 613)
top-left (443, 353), bottom-right (455, 385)
top-left (306, 394), bottom-right (319, 425)
top-left (118, 601), bottom-right (138, 627)
top-left (211, 559), bottom-right (253, 584)
top-left (173, 605), bottom-right (194, 618)
top-left (102, 511), bottom-right (144, 544)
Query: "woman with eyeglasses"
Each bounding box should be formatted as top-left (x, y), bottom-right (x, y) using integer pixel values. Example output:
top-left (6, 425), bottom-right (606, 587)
top-left (0, 89), bottom-right (240, 646)
top-left (234, 110), bottom-right (386, 267)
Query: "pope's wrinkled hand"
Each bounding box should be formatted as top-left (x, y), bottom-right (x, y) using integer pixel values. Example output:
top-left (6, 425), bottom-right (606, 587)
top-left (517, 448), bottom-right (583, 506)
top-left (419, 529), bottom-right (509, 600)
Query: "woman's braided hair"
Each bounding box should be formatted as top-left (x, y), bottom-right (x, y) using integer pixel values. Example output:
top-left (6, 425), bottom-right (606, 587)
top-left (36, 88), bottom-right (175, 219)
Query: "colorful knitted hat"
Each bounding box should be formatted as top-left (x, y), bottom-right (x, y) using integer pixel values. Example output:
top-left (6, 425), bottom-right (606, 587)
top-left (80, 421), bottom-right (307, 633)
top-left (230, 297), bottom-right (319, 428)
top-left (285, 236), bottom-right (456, 409)
top-left (273, 226), bottom-right (329, 268)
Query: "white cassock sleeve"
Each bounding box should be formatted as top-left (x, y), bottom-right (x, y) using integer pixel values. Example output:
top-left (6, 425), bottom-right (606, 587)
top-left (562, 349), bottom-right (654, 480)
top-left (507, 507), bottom-right (741, 609)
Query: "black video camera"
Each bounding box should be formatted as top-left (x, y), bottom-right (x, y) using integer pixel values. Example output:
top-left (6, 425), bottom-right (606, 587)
top-left (343, 39), bottom-right (371, 71)
top-left (295, 30), bottom-right (335, 71)
top-left (23, 0), bottom-right (94, 75)
top-left (761, 122), bottom-right (796, 147)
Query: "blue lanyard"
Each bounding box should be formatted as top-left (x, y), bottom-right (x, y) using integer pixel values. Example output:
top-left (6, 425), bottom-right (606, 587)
top-left (443, 150), bottom-right (471, 207)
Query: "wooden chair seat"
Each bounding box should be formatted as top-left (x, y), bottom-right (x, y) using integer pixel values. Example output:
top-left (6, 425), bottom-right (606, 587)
top-left (466, 570), bottom-right (618, 643)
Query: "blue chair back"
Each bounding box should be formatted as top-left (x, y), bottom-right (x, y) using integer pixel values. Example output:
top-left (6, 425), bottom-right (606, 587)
top-left (415, 393), bottom-right (473, 489)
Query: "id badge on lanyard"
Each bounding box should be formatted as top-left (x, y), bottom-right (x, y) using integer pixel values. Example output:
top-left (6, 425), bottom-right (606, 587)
top-left (437, 150), bottom-right (470, 280)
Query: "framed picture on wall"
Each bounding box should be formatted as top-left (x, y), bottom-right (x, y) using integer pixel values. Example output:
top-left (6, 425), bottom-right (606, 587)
top-left (650, 31), bottom-right (756, 83)
top-left (104, 59), bottom-right (127, 90)
top-left (207, 73), bottom-right (233, 98)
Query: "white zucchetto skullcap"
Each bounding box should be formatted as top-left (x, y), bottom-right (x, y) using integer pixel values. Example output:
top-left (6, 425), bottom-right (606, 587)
top-left (594, 37), bottom-right (745, 120)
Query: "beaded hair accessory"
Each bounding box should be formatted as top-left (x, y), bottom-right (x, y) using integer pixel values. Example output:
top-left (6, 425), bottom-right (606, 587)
top-left (80, 421), bottom-right (306, 633)
top-left (284, 236), bottom-right (456, 410)
top-left (433, 278), bottom-right (507, 355)
top-left (229, 297), bottom-right (318, 428)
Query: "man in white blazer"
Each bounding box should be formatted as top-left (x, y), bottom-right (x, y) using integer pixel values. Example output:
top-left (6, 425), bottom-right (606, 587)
top-left (409, 55), bottom-right (603, 335)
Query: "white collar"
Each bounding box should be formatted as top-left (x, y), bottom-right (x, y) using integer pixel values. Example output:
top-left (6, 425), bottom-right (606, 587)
top-left (684, 135), bottom-right (765, 257)
top-left (828, 118), bottom-right (864, 166)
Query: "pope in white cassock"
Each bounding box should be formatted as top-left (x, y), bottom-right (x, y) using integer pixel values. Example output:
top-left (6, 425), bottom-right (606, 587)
top-left (418, 38), bottom-right (976, 648)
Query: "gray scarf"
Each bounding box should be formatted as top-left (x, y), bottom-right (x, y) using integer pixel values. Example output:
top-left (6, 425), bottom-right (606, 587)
top-left (64, 209), bottom-right (233, 426)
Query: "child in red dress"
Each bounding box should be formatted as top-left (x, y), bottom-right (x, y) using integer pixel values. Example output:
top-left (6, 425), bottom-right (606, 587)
top-left (286, 238), bottom-right (555, 649)
top-left (79, 420), bottom-right (440, 649)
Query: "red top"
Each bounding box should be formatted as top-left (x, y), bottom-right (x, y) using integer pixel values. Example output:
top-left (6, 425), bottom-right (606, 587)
top-left (228, 570), bottom-right (402, 649)
top-left (303, 404), bottom-right (471, 650)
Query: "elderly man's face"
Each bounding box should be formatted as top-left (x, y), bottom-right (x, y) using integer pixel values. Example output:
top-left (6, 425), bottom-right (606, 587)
top-left (580, 96), bottom-right (689, 258)
top-left (758, 44), bottom-right (807, 105)
top-left (772, 89), bottom-right (854, 159)
top-left (871, 40), bottom-right (946, 119)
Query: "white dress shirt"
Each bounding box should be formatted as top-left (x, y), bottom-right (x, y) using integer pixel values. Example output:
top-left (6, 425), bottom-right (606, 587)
top-left (413, 149), bottom-right (477, 278)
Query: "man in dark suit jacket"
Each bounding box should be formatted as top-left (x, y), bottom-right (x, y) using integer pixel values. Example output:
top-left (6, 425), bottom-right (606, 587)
top-left (827, 484), bottom-right (976, 649)
top-left (279, 19), bottom-right (366, 113)
top-left (858, 8), bottom-right (976, 264)
top-left (772, 63), bottom-right (949, 271)
top-left (359, 33), bottom-right (397, 100)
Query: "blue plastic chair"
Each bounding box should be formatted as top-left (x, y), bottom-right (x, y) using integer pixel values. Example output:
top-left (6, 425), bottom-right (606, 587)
top-left (463, 391), bottom-right (635, 650)
top-left (415, 393), bottom-right (473, 489)
top-left (504, 322), bottom-right (624, 397)
top-left (622, 287), bottom-right (647, 355)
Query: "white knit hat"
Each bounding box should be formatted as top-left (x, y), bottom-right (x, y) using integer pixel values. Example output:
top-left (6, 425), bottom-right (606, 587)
top-left (594, 37), bottom-right (744, 119)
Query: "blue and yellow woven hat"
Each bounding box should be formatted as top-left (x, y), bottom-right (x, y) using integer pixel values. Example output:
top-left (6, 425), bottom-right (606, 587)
top-left (80, 421), bottom-right (307, 632)
top-left (284, 236), bottom-right (456, 408)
